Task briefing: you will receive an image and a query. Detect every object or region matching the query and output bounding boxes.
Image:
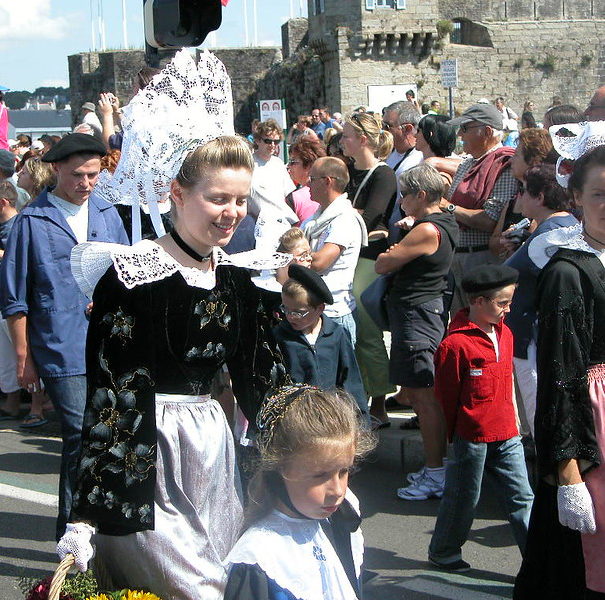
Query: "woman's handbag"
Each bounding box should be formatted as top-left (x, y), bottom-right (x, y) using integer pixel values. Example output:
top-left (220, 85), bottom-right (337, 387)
top-left (360, 273), bottom-right (392, 331)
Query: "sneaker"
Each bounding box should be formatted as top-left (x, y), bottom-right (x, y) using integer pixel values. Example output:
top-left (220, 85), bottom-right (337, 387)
top-left (397, 471), bottom-right (444, 500)
top-left (407, 461), bottom-right (448, 484)
top-left (429, 557), bottom-right (471, 572)
top-left (406, 466), bottom-right (427, 484)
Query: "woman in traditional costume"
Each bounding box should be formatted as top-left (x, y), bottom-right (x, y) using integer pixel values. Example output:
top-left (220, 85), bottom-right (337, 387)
top-left (57, 52), bottom-right (290, 600)
top-left (515, 126), bottom-right (605, 600)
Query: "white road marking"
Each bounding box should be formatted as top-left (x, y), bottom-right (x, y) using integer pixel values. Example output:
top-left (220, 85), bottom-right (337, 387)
top-left (0, 482), bottom-right (58, 507)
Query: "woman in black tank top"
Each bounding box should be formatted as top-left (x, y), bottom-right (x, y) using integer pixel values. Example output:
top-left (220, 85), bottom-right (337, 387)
top-left (375, 163), bottom-right (458, 500)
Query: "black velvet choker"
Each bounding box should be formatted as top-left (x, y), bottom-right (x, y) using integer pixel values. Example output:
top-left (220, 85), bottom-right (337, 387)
top-left (170, 229), bottom-right (212, 262)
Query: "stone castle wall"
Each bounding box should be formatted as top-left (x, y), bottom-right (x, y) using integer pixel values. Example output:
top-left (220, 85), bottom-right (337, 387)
top-left (332, 18), bottom-right (604, 117)
top-left (298, 0), bottom-right (605, 118)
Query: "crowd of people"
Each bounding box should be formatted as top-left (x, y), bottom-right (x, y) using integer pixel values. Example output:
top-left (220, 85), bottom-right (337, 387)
top-left (1, 56), bottom-right (605, 598)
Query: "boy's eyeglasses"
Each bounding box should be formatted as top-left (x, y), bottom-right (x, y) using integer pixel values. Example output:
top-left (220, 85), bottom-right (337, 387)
top-left (280, 304), bottom-right (310, 319)
top-left (485, 298), bottom-right (513, 309)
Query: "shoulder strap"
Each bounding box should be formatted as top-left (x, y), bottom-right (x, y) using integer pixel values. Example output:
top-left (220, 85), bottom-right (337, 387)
top-left (352, 161), bottom-right (387, 207)
top-left (392, 149), bottom-right (413, 173)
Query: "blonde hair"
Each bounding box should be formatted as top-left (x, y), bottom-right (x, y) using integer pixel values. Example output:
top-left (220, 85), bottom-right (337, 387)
top-left (246, 386), bottom-right (375, 527)
top-left (346, 112), bottom-right (394, 160)
top-left (281, 278), bottom-right (321, 308)
top-left (276, 227), bottom-right (305, 253)
top-left (21, 157), bottom-right (56, 199)
top-left (323, 127), bottom-right (338, 146)
top-left (176, 135), bottom-right (254, 189)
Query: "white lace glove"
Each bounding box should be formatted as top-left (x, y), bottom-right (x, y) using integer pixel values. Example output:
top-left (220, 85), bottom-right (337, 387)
top-left (56, 523), bottom-right (96, 572)
top-left (557, 482), bottom-right (597, 534)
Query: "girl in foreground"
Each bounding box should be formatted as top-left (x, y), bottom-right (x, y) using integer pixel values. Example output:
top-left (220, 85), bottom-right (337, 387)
top-left (224, 385), bottom-right (375, 600)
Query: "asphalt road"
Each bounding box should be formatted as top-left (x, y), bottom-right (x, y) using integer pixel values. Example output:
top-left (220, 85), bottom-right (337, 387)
top-left (0, 410), bottom-right (522, 599)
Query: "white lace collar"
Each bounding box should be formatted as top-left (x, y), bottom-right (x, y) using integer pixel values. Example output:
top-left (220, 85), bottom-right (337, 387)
top-left (224, 490), bottom-right (363, 600)
top-left (528, 223), bottom-right (604, 269)
top-left (71, 240), bottom-right (292, 298)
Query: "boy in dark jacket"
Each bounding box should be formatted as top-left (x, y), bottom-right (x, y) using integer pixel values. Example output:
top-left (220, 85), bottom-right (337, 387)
top-left (428, 264), bottom-right (534, 572)
top-left (273, 264), bottom-right (367, 417)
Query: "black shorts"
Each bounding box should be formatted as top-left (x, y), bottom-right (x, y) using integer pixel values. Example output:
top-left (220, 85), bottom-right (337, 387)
top-left (386, 297), bottom-right (444, 388)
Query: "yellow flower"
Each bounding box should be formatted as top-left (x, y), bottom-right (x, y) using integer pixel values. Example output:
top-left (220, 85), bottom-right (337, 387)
top-left (85, 595), bottom-right (112, 600)
top-left (121, 591), bottom-right (162, 600)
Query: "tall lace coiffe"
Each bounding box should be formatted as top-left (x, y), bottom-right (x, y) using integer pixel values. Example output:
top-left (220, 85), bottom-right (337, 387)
top-left (95, 50), bottom-right (235, 242)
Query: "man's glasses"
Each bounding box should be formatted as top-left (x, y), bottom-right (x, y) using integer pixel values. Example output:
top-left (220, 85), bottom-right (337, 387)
top-left (262, 138), bottom-right (280, 145)
top-left (280, 304), bottom-right (310, 319)
top-left (459, 123), bottom-right (483, 134)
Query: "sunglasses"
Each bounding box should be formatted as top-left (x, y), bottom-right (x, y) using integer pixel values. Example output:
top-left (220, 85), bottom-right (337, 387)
top-left (382, 121), bottom-right (400, 131)
top-left (262, 138), bottom-right (280, 145)
top-left (351, 112), bottom-right (371, 137)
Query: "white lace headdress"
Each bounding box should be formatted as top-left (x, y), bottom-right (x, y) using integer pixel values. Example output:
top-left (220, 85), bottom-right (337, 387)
top-left (95, 49), bottom-right (234, 242)
top-left (549, 121), bottom-right (605, 188)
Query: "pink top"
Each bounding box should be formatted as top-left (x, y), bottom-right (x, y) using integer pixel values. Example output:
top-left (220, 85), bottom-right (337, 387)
top-left (0, 103), bottom-right (8, 151)
top-left (291, 186), bottom-right (319, 226)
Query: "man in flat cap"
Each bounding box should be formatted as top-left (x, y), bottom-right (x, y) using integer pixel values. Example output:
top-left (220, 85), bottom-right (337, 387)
top-left (0, 133), bottom-right (128, 539)
top-left (444, 104), bottom-right (519, 312)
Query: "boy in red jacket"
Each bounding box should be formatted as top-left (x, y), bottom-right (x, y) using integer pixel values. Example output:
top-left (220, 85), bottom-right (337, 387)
top-left (428, 264), bottom-right (534, 572)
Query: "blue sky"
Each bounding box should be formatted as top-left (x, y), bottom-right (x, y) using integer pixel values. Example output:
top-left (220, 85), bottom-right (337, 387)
top-left (0, 0), bottom-right (307, 92)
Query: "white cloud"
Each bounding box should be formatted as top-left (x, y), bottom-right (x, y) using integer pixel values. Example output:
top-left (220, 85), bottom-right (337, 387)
top-left (0, 0), bottom-right (71, 42)
top-left (259, 39), bottom-right (278, 47)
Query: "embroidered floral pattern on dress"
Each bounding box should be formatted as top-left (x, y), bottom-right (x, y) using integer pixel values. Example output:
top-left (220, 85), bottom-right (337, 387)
top-left (194, 292), bottom-right (230, 329)
top-left (102, 308), bottom-right (135, 341)
top-left (103, 441), bottom-right (156, 487)
top-left (78, 485), bottom-right (153, 525)
top-left (185, 342), bottom-right (226, 362)
top-left (85, 386), bottom-right (143, 452)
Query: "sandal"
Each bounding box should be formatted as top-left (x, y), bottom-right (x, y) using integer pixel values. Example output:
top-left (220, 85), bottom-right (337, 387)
top-left (399, 415), bottom-right (420, 430)
top-left (19, 414), bottom-right (49, 429)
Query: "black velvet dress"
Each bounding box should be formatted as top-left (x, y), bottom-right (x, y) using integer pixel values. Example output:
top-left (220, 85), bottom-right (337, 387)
top-left (69, 241), bottom-right (289, 598)
top-left (514, 247), bottom-right (605, 600)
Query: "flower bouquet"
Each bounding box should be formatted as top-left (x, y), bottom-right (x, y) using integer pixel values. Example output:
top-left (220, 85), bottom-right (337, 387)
top-left (18, 555), bottom-right (162, 600)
